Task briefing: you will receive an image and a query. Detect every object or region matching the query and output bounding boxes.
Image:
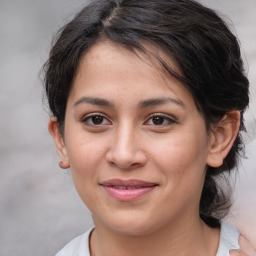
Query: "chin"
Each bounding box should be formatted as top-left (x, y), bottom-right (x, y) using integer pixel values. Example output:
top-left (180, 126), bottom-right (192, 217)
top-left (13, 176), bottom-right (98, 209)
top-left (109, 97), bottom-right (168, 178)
top-left (112, 223), bottom-right (157, 237)
top-left (96, 212), bottom-right (162, 237)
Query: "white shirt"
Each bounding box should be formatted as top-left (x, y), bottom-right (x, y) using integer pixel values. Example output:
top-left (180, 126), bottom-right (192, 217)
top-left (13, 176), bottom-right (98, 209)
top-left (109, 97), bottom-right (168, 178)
top-left (56, 222), bottom-right (240, 256)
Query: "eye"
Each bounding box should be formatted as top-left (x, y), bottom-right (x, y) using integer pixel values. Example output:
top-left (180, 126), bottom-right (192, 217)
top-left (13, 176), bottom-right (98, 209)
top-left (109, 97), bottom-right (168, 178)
top-left (82, 114), bottom-right (111, 126)
top-left (145, 114), bottom-right (176, 126)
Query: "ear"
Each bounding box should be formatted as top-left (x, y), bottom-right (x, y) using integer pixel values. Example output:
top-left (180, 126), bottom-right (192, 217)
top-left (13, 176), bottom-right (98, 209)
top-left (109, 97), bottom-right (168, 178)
top-left (48, 117), bottom-right (70, 169)
top-left (206, 111), bottom-right (240, 168)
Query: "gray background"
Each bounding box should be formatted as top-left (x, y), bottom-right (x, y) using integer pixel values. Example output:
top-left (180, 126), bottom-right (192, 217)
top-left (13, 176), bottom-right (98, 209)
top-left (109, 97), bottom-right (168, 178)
top-left (0, 1), bottom-right (255, 255)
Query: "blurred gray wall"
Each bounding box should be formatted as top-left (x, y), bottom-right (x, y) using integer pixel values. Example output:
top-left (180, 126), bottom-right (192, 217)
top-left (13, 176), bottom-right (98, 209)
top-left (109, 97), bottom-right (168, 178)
top-left (0, 1), bottom-right (255, 255)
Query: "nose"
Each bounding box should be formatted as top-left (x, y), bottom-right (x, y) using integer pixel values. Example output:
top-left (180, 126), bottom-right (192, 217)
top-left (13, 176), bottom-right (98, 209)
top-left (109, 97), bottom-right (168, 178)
top-left (105, 125), bottom-right (147, 170)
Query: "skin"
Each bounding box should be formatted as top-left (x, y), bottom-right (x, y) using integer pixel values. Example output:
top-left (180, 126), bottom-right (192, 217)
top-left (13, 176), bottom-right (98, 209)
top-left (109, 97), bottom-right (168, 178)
top-left (230, 236), bottom-right (256, 256)
top-left (49, 41), bottom-right (242, 256)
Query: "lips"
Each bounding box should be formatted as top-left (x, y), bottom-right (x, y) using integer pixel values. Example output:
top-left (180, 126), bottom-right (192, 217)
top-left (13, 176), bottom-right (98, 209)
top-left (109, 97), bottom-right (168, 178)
top-left (100, 179), bottom-right (158, 201)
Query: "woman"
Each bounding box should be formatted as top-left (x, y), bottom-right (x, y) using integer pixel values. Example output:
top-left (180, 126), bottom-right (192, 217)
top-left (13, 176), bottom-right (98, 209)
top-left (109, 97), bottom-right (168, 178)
top-left (44, 0), bottom-right (255, 255)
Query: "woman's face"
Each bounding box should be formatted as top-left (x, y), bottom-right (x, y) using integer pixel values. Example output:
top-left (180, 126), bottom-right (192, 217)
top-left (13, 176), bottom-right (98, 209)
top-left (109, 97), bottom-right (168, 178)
top-left (56, 42), bottom-right (215, 235)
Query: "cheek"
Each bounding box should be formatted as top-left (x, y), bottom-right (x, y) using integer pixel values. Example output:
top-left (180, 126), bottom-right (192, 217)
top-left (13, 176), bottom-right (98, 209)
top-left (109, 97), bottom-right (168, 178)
top-left (151, 134), bottom-right (209, 210)
top-left (150, 131), bottom-right (209, 178)
top-left (66, 139), bottom-right (105, 206)
top-left (65, 134), bottom-right (107, 181)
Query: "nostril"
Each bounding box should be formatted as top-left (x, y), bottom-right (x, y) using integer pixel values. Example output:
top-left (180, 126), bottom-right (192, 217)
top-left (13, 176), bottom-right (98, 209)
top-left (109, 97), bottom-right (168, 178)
top-left (130, 162), bottom-right (141, 168)
top-left (105, 141), bottom-right (147, 170)
top-left (108, 160), bottom-right (143, 170)
top-left (109, 161), bottom-right (116, 167)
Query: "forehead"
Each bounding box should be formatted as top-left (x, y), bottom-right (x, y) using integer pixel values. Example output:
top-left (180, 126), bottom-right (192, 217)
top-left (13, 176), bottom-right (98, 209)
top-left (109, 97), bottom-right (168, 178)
top-left (81, 40), bottom-right (181, 79)
top-left (69, 40), bottom-right (195, 109)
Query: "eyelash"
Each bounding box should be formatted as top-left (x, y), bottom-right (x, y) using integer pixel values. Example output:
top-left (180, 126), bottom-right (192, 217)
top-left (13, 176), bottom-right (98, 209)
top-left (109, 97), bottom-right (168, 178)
top-left (81, 113), bottom-right (176, 127)
top-left (145, 114), bottom-right (177, 126)
top-left (81, 113), bottom-right (111, 126)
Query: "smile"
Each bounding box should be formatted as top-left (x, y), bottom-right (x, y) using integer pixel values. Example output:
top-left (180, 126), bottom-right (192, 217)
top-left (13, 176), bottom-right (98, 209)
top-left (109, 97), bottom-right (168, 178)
top-left (100, 179), bottom-right (158, 201)
top-left (110, 186), bottom-right (146, 189)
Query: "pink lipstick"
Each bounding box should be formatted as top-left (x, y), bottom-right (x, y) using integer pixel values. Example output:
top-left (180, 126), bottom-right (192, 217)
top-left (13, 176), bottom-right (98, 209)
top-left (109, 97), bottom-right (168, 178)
top-left (100, 179), bottom-right (158, 201)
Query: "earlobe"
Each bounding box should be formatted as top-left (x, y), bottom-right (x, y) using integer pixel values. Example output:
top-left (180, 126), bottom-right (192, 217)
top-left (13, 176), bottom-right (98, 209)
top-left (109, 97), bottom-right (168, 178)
top-left (48, 117), bottom-right (70, 169)
top-left (59, 160), bottom-right (70, 169)
top-left (206, 111), bottom-right (240, 168)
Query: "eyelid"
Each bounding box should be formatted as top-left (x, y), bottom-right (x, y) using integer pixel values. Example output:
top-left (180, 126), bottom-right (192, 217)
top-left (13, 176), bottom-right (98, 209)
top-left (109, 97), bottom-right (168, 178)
top-left (144, 113), bottom-right (177, 125)
top-left (81, 112), bottom-right (112, 125)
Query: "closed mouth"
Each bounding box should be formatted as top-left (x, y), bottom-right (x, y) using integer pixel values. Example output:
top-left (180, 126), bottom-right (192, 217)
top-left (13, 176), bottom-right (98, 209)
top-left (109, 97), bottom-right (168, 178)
top-left (107, 185), bottom-right (152, 189)
top-left (100, 179), bottom-right (158, 187)
top-left (99, 179), bottom-right (158, 201)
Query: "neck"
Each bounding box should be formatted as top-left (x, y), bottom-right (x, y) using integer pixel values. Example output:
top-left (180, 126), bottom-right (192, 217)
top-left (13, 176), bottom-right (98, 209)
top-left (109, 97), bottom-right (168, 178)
top-left (90, 216), bottom-right (220, 256)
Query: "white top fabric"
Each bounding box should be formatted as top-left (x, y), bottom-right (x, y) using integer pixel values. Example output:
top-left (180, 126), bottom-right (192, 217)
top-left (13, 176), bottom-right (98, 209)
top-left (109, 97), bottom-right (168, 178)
top-left (216, 222), bottom-right (240, 256)
top-left (56, 222), bottom-right (240, 256)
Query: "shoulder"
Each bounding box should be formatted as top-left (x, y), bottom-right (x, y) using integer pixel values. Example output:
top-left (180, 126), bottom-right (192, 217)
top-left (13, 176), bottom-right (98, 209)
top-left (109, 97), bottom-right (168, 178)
top-left (216, 221), bottom-right (240, 256)
top-left (55, 227), bottom-right (94, 256)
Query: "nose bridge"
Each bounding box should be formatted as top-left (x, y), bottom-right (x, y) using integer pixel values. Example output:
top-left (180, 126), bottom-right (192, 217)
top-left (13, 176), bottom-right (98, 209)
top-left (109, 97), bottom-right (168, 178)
top-left (107, 121), bottom-right (146, 169)
top-left (116, 122), bottom-right (135, 153)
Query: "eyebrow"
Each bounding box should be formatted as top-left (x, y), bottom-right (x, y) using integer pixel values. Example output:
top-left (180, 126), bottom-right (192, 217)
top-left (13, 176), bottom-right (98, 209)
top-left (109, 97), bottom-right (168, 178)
top-left (74, 96), bottom-right (185, 109)
top-left (138, 97), bottom-right (185, 109)
top-left (74, 97), bottom-right (114, 107)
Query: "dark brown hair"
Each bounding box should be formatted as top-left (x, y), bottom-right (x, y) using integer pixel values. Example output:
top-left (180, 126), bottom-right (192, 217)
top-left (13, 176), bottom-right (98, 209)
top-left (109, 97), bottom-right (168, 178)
top-left (43, 0), bottom-right (249, 227)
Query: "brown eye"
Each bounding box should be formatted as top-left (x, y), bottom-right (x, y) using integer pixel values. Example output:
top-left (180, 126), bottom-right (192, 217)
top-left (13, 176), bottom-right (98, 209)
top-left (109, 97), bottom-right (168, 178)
top-left (145, 114), bottom-right (176, 126)
top-left (82, 114), bottom-right (111, 126)
top-left (152, 116), bottom-right (165, 125)
top-left (91, 115), bottom-right (104, 125)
